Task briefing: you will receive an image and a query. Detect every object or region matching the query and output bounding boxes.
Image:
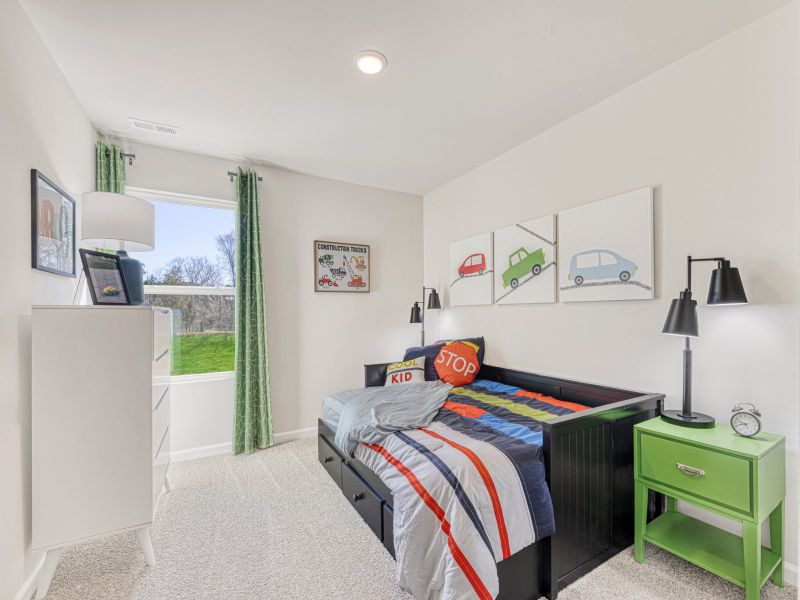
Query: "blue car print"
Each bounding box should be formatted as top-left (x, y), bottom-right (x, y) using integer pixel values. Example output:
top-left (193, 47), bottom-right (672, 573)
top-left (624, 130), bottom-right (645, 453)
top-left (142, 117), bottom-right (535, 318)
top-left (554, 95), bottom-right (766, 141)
top-left (568, 249), bottom-right (637, 285)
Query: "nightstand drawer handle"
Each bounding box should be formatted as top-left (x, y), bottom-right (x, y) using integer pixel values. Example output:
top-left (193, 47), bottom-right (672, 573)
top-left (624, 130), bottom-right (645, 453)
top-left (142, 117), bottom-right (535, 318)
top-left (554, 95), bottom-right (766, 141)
top-left (676, 463), bottom-right (705, 477)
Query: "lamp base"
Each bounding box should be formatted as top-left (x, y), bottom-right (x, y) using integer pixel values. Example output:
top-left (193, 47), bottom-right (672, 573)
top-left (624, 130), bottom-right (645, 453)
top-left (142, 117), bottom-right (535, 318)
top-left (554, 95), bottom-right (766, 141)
top-left (117, 250), bottom-right (145, 305)
top-left (661, 409), bottom-right (715, 429)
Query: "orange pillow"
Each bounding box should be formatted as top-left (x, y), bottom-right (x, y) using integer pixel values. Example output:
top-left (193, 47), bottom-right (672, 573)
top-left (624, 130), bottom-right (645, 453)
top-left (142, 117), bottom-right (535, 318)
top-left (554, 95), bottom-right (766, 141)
top-left (434, 341), bottom-right (479, 386)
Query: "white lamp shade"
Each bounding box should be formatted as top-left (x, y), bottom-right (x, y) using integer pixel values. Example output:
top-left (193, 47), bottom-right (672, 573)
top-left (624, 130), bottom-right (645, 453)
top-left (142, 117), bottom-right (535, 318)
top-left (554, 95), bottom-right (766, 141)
top-left (81, 191), bottom-right (155, 251)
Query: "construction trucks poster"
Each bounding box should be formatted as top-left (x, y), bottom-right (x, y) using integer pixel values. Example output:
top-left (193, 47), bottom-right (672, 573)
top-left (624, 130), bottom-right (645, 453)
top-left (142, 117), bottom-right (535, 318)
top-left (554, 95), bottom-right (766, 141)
top-left (314, 240), bottom-right (370, 293)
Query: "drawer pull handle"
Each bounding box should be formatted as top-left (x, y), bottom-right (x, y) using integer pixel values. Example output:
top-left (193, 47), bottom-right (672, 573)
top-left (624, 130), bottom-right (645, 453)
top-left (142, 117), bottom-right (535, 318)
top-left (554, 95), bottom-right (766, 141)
top-left (352, 492), bottom-right (365, 502)
top-left (676, 463), bottom-right (705, 477)
top-left (323, 456), bottom-right (333, 463)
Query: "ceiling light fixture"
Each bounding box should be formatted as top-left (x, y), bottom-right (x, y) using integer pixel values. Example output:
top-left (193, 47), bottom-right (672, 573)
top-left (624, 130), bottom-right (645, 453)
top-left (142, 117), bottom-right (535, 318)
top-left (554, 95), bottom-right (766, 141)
top-left (355, 50), bottom-right (387, 75)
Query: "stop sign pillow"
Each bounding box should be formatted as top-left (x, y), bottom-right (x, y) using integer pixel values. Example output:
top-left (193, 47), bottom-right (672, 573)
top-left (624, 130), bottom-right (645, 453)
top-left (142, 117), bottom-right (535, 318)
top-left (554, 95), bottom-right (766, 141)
top-left (434, 341), bottom-right (480, 385)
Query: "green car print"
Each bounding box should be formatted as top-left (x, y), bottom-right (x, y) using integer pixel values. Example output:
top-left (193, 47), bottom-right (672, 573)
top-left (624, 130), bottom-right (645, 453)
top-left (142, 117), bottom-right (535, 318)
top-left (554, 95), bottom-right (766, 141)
top-left (502, 247), bottom-right (545, 288)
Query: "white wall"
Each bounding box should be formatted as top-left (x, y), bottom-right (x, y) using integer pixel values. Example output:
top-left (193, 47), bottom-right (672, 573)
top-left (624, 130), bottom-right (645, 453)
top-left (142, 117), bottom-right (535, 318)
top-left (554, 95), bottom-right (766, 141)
top-left (122, 142), bottom-right (424, 450)
top-left (423, 4), bottom-right (799, 572)
top-left (0, 1), bottom-right (96, 598)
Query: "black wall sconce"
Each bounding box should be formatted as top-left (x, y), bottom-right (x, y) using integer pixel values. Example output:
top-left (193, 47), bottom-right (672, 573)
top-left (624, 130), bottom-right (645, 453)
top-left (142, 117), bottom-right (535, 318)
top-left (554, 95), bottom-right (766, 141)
top-left (410, 287), bottom-right (441, 346)
top-left (661, 255), bottom-right (748, 428)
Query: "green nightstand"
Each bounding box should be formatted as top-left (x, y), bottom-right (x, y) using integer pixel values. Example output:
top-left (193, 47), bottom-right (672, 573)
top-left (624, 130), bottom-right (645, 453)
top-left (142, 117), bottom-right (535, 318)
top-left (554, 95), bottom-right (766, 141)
top-left (634, 417), bottom-right (785, 600)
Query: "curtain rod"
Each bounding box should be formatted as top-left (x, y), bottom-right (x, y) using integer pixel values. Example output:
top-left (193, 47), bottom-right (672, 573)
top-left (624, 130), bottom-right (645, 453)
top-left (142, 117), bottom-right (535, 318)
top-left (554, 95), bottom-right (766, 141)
top-left (227, 171), bottom-right (263, 182)
top-left (104, 150), bottom-right (136, 166)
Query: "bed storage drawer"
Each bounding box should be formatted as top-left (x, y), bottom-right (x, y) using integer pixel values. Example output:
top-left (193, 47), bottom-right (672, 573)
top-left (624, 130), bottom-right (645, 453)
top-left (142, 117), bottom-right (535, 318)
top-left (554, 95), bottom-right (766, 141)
top-left (318, 435), bottom-right (343, 489)
top-left (382, 504), bottom-right (395, 557)
top-left (342, 464), bottom-right (383, 539)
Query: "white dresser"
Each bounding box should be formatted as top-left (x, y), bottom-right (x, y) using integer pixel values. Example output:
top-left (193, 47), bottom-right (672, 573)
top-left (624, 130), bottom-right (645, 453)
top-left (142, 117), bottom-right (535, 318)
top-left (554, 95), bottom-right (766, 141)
top-left (32, 305), bottom-right (172, 599)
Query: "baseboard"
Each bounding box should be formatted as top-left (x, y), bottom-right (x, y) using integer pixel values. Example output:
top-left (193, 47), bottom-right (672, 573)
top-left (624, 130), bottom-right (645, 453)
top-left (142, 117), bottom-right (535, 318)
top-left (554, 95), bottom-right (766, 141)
top-left (786, 560), bottom-right (798, 586)
top-left (14, 554), bottom-right (45, 600)
top-left (170, 427), bottom-right (316, 463)
top-left (170, 441), bottom-right (232, 462)
top-left (273, 426), bottom-right (316, 444)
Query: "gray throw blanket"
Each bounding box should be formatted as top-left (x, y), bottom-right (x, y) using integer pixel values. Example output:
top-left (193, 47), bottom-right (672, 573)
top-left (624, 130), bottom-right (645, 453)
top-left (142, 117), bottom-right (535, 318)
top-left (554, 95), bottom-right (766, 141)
top-left (324, 381), bottom-right (453, 456)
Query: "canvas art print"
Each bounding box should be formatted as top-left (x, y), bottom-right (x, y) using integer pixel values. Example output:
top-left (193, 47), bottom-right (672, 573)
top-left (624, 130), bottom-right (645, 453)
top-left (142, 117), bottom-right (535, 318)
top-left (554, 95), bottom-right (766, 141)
top-left (449, 232), bottom-right (493, 306)
top-left (314, 240), bottom-right (370, 293)
top-left (31, 170), bottom-right (76, 277)
top-left (494, 215), bottom-right (557, 305)
top-left (558, 187), bottom-right (654, 302)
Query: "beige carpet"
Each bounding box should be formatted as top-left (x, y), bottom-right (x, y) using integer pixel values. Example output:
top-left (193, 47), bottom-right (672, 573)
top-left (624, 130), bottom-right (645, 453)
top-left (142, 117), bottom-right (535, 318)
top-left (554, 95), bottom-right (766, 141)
top-left (38, 438), bottom-right (795, 600)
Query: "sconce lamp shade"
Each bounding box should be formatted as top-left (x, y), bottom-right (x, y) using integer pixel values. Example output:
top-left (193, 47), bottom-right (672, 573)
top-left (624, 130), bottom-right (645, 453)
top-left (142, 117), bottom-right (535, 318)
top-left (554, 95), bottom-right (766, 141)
top-left (81, 191), bottom-right (155, 251)
top-left (707, 261), bottom-right (748, 305)
top-left (662, 290), bottom-right (699, 337)
top-left (410, 302), bottom-right (422, 323)
top-left (427, 289), bottom-right (441, 310)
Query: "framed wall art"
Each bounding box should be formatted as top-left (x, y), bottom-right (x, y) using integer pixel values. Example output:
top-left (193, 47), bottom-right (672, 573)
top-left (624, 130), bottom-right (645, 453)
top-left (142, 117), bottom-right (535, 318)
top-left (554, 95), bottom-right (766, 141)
top-left (314, 240), bottom-right (370, 293)
top-left (449, 232), bottom-right (493, 306)
top-left (494, 214), bottom-right (557, 305)
top-left (558, 186), bottom-right (654, 302)
top-left (31, 169), bottom-right (76, 277)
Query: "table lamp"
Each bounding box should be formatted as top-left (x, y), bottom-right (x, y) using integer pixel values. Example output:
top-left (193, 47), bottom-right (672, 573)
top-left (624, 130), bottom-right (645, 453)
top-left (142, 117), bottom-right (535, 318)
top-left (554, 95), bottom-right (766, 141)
top-left (661, 256), bottom-right (748, 428)
top-left (81, 191), bottom-right (155, 305)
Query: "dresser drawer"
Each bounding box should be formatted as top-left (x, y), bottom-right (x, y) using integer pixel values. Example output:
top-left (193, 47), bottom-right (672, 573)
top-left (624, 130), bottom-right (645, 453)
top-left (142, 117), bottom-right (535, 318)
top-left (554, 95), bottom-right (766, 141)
top-left (152, 381), bottom-right (169, 409)
top-left (318, 435), bottom-right (343, 489)
top-left (153, 426), bottom-right (170, 509)
top-left (638, 432), bottom-right (752, 513)
top-left (342, 464), bottom-right (383, 539)
top-left (153, 348), bottom-right (170, 378)
top-left (153, 308), bottom-right (171, 361)
top-left (153, 388), bottom-right (170, 458)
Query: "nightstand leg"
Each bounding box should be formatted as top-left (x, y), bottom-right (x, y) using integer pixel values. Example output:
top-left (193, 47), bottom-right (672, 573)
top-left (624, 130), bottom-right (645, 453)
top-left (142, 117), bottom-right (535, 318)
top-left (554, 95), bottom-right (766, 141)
top-left (634, 480), bottom-right (647, 563)
top-left (742, 521), bottom-right (761, 600)
top-left (769, 501), bottom-right (784, 587)
top-left (666, 496), bottom-right (677, 513)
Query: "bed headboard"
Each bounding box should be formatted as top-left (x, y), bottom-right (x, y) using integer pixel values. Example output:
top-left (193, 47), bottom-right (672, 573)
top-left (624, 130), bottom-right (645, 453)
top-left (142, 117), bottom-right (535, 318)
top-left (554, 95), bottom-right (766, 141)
top-left (364, 362), bottom-right (390, 387)
top-left (364, 362), bottom-right (646, 408)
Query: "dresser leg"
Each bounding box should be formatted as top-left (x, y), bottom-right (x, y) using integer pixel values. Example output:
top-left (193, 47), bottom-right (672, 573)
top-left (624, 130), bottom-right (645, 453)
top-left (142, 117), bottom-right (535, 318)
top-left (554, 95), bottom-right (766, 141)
top-left (36, 547), bottom-right (63, 599)
top-left (135, 527), bottom-right (156, 566)
top-left (163, 476), bottom-right (172, 493)
top-left (634, 481), bottom-right (647, 563)
top-left (769, 501), bottom-right (784, 586)
top-left (742, 521), bottom-right (761, 600)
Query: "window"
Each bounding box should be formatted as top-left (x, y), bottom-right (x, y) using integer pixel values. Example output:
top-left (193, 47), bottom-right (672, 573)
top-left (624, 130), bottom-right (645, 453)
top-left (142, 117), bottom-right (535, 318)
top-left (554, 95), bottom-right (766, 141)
top-left (576, 252), bottom-right (600, 268)
top-left (600, 252), bottom-right (618, 266)
top-left (130, 194), bottom-right (236, 377)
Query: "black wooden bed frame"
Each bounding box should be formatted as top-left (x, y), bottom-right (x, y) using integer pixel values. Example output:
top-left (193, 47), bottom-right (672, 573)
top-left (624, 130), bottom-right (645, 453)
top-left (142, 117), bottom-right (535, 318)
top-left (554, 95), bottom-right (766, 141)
top-left (317, 363), bottom-right (664, 599)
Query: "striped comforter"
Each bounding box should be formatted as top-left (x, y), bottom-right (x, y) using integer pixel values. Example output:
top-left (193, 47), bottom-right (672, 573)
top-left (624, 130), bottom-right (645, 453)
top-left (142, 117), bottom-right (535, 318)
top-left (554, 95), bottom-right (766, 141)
top-left (354, 380), bottom-right (588, 600)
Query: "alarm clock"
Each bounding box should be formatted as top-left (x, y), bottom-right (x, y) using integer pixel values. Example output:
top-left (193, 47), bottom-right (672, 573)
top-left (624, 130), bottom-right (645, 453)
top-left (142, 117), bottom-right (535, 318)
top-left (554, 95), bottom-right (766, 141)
top-left (730, 403), bottom-right (762, 437)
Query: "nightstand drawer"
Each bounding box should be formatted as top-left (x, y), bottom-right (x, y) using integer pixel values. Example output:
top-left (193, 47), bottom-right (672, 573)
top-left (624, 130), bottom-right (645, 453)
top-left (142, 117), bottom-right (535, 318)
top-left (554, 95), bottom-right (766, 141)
top-left (639, 433), bottom-right (751, 513)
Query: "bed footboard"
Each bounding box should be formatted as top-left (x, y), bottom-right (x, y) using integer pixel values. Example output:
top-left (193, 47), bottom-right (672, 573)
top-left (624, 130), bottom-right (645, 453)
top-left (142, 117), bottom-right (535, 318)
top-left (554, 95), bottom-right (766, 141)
top-left (542, 393), bottom-right (662, 598)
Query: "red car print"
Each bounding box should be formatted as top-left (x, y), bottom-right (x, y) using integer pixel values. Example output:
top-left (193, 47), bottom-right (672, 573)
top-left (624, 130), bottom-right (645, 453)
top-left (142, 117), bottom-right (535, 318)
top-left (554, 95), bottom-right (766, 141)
top-left (318, 276), bottom-right (338, 287)
top-left (458, 253), bottom-right (486, 277)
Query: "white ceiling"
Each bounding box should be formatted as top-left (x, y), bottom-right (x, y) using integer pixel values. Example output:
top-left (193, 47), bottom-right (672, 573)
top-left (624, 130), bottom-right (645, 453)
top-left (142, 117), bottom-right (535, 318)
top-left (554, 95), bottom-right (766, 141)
top-left (21, 0), bottom-right (789, 195)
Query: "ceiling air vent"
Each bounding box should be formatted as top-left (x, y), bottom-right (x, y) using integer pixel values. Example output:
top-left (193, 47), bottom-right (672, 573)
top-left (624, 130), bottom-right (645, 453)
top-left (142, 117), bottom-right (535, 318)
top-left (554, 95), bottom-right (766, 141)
top-left (128, 117), bottom-right (179, 136)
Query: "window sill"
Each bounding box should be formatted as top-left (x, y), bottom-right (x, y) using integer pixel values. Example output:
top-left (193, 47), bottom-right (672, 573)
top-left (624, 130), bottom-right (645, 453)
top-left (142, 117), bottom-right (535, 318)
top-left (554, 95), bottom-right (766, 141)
top-left (171, 371), bottom-right (234, 384)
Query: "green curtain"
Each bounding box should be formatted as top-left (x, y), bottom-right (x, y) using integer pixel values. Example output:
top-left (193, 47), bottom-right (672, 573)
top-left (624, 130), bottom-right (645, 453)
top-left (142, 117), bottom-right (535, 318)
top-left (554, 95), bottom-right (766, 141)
top-left (233, 168), bottom-right (273, 454)
top-left (96, 140), bottom-right (125, 192)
